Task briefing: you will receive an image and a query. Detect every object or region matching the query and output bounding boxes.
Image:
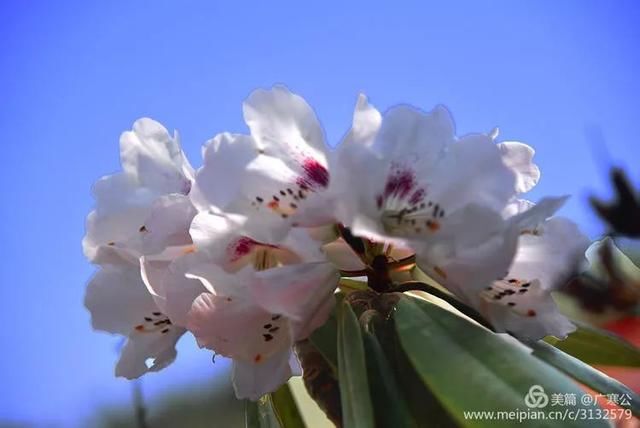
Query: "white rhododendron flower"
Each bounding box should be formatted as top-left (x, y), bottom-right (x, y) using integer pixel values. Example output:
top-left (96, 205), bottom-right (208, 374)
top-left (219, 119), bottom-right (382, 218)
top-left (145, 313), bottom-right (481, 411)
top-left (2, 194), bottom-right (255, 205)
top-left (333, 95), bottom-right (516, 242)
top-left (84, 119), bottom-right (196, 377)
top-left (82, 87), bottom-right (598, 404)
top-left (83, 118), bottom-right (194, 262)
top-left (181, 212), bottom-right (339, 399)
top-left (333, 95), bottom-right (523, 293)
top-left (85, 262), bottom-right (186, 378)
top-left (412, 196), bottom-right (586, 340)
top-left (190, 86), bottom-right (335, 243)
top-left (477, 199), bottom-right (590, 339)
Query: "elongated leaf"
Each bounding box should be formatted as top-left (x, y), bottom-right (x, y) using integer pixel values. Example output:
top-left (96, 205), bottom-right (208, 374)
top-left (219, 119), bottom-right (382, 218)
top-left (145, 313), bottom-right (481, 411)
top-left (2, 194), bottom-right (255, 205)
top-left (531, 341), bottom-right (640, 416)
top-left (395, 296), bottom-right (608, 428)
top-left (362, 330), bottom-right (416, 427)
top-left (374, 318), bottom-right (459, 427)
top-left (270, 384), bottom-right (307, 428)
top-left (309, 311), bottom-right (338, 372)
top-left (246, 400), bottom-right (260, 428)
top-left (337, 300), bottom-right (374, 428)
top-left (545, 324), bottom-right (640, 367)
top-left (245, 396), bottom-right (281, 428)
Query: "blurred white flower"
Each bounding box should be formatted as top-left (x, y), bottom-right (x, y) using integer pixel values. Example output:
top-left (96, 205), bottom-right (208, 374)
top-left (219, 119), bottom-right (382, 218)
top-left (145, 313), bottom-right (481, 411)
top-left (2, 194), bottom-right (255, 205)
top-left (585, 237), bottom-right (640, 284)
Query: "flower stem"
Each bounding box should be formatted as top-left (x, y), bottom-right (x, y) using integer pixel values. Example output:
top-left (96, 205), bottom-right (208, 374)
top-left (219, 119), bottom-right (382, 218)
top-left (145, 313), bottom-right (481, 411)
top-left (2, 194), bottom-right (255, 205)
top-left (132, 380), bottom-right (149, 428)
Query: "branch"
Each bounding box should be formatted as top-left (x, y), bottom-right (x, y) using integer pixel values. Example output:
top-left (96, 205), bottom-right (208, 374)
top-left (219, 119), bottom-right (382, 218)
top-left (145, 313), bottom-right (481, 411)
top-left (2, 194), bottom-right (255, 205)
top-left (132, 380), bottom-right (149, 428)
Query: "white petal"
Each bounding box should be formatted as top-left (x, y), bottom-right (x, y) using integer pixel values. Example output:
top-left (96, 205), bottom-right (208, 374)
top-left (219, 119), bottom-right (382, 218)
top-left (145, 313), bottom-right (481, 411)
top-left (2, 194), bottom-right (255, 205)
top-left (190, 211), bottom-right (306, 272)
top-left (83, 174), bottom-right (157, 261)
top-left (140, 253), bottom-right (207, 327)
top-left (323, 238), bottom-right (367, 271)
top-left (373, 104), bottom-right (454, 170)
top-left (253, 262), bottom-right (339, 338)
top-left (191, 132), bottom-right (258, 211)
top-left (120, 118), bottom-right (192, 194)
top-left (332, 142), bottom-right (389, 238)
top-left (415, 205), bottom-right (520, 303)
top-left (331, 96), bottom-right (386, 231)
top-left (85, 263), bottom-right (184, 377)
top-left (476, 203), bottom-right (586, 339)
top-left (244, 154), bottom-right (334, 236)
top-left (243, 85), bottom-right (328, 166)
top-left (501, 198), bottom-right (535, 219)
top-left (86, 243), bottom-right (139, 266)
top-left (85, 265), bottom-right (159, 336)
top-left (507, 196), bottom-right (569, 232)
top-left (348, 93), bottom-right (382, 147)
top-left (92, 173), bottom-right (156, 214)
top-left (231, 349), bottom-right (294, 400)
top-left (278, 228), bottom-right (328, 263)
top-left (334, 104), bottom-right (455, 239)
top-left (190, 211), bottom-right (246, 257)
top-left (509, 217), bottom-right (589, 290)
top-left (239, 155), bottom-right (309, 241)
top-left (480, 280), bottom-right (576, 340)
top-left (187, 292), bottom-right (292, 363)
top-left (242, 87), bottom-right (333, 225)
top-left (141, 194), bottom-right (197, 254)
top-left (194, 133), bottom-right (333, 243)
top-left (428, 134), bottom-right (515, 213)
top-left (185, 257), bottom-right (255, 297)
top-left (305, 224), bottom-right (340, 244)
top-left (498, 142), bottom-right (541, 194)
top-left (115, 327), bottom-right (184, 379)
top-left (425, 203), bottom-right (507, 249)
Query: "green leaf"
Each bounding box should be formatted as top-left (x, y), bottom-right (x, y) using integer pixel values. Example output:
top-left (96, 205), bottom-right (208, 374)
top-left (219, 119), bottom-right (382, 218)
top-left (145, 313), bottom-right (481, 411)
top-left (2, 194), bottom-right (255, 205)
top-left (362, 330), bottom-right (416, 427)
top-left (337, 300), bottom-right (374, 428)
top-left (531, 340), bottom-right (640, 416)
top-left (395, 296), bottom-right (609, 428)
top-left (373, 314), bottom-right (460, 427)
top-left (270, 384), bottom-right (307, 428)
top-left (309, 310), bottom-right (338, 372)
top-left (545, 323), bottom-right (640, 367)
top-left (245, 386), bottom-right (305, 428)
top-left (245, 396), bottom-right (281, 428)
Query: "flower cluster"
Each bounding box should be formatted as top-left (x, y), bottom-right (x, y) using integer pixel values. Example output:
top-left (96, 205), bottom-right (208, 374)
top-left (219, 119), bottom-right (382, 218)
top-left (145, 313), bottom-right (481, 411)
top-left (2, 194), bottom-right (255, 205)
top-left (83, 86), bottom-right (588, 400)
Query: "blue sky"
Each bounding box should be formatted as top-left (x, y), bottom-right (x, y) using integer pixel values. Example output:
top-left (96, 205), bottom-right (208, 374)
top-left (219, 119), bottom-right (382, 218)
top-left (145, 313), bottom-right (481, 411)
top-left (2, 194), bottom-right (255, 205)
top-left (1, 1), bottom-right (639, 426)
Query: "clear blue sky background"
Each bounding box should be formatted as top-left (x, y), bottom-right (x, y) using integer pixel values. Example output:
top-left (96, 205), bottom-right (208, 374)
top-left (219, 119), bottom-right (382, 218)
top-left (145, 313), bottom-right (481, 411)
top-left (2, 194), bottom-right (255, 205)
top-left (1, 1), bottom-right (639, 426)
